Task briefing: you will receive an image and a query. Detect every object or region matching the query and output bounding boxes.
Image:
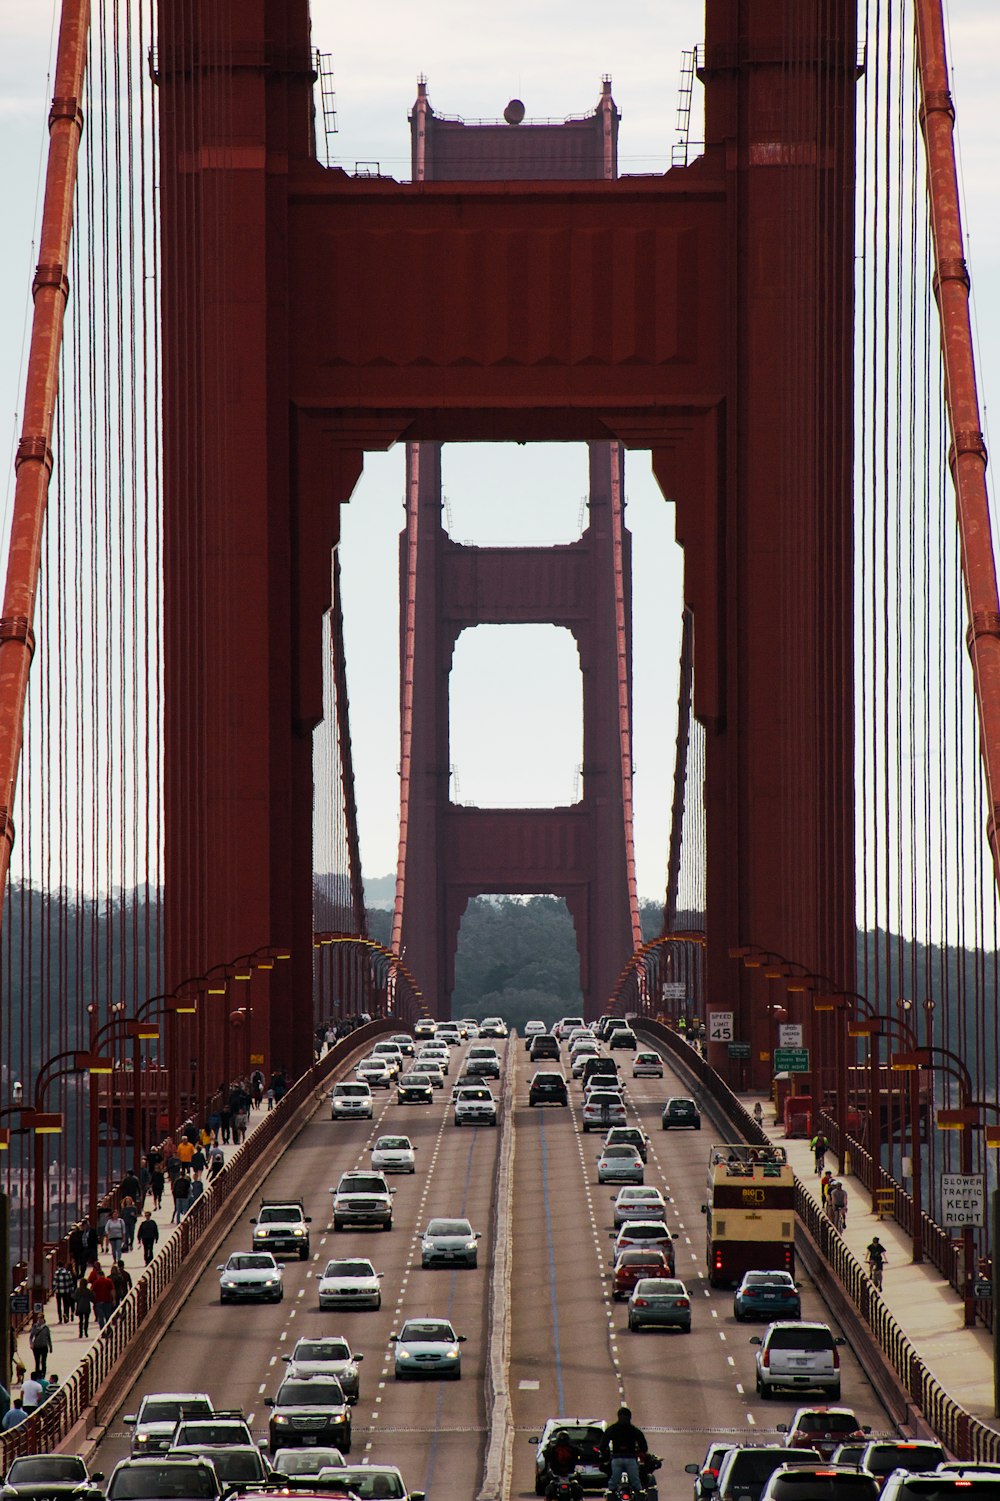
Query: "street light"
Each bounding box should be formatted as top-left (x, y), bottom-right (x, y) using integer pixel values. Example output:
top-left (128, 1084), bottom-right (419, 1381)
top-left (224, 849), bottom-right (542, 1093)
top-left (893, 1042), bottom-right (976, 1324)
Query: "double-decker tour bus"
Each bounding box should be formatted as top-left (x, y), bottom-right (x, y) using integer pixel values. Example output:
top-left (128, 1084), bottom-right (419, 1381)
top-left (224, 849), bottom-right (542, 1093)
top-left (702, 1143), bottom-right (796, 1285)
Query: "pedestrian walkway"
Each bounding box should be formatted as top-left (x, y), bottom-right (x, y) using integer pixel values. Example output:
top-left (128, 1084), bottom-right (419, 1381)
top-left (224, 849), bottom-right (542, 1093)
top-left (12, 1101), bottom-right (275, 1401)
top-left (748, 1095), bottom-right (997, 1428)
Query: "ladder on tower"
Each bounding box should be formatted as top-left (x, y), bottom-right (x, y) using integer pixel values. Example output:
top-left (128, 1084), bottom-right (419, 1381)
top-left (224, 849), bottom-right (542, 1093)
top-left (315, 50), bottom-right (338, 167)
top-left (672, 47), bottom-right (696, 168)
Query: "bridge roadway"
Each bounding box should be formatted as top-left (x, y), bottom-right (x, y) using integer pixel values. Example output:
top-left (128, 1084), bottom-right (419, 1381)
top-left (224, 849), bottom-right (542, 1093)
top-left (87, 1034), bottom-right (894, 1497)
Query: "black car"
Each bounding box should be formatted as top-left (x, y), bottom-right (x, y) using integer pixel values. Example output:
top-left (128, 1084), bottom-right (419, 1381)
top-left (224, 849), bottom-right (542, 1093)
top-left (715, 1447), bottom-right (819, 1501)
top-left (397, 1072), bottom-right (434, 1105)
top-left (265, 1375), bottom-right (352, 1453)
top-left (581, 1057), bottom-right (619, 1088)
top-left (662, 1097), bottom-right (701, 1130)
top-left (528, 1071), bottom-right (569, 1107)
top-left (1, 1458), bottom-right (105, 1501)
top-left (529, 1035), bottom-right (561, 1062)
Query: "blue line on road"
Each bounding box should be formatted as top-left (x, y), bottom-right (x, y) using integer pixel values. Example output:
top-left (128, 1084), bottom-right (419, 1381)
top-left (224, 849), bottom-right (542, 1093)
top-left (539, 1106), bottom-right (566, 1413)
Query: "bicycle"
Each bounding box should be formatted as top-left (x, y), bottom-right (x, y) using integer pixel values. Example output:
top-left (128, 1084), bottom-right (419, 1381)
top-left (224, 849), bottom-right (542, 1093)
top-left (867, 1254), bottom-right (886, 1291)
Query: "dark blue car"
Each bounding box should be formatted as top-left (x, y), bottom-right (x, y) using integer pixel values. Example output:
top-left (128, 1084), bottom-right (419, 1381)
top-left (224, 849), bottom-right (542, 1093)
top-left (733, 1270), bottom-right (801, 1322)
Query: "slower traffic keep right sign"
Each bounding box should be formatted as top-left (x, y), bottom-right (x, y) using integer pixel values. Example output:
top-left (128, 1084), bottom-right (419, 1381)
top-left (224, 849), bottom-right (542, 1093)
top-left (941, 1172), bottom-right (985, 1227)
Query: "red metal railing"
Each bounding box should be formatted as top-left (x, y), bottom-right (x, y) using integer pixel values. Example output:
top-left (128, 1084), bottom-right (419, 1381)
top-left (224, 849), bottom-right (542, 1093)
top-left (0, 1021), bottom-right (393, 1459)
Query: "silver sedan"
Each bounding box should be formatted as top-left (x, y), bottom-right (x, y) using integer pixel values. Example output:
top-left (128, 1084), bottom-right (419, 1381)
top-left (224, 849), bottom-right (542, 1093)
top-left (597, 1144), bottom-right (645, 1184)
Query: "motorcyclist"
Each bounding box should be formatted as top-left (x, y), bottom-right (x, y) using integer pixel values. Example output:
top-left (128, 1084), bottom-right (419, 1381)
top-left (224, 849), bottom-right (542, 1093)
top-left (548, 1430), bottom-right (577, 1478)
top-left (603, 1405), bottom-right (648, 1493)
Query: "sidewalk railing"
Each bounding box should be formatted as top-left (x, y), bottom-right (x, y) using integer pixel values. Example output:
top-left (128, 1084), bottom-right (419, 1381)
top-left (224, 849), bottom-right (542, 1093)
top-left (0, 1020), bottom-right (392, 1460)
top-left (814, 1107), bottom-right (989, 1329)
top-left (637, 1018), bottom-right (1000, 1461)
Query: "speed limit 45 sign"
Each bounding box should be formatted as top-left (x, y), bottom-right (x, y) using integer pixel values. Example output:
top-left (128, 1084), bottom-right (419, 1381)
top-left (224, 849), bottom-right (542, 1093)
top-left (708, 1011), bottom-right (734, 1042)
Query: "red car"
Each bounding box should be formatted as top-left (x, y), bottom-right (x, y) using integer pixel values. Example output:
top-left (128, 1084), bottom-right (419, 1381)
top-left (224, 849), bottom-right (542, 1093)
top-left (777, 1408), bottom-right (871, 1460)
top-left (611, 1248), bottom-right (673, 1300)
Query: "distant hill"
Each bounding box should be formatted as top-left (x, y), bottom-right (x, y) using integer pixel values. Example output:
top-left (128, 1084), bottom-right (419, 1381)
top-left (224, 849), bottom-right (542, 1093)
top-left (363, 874), bottom-right (396, 909)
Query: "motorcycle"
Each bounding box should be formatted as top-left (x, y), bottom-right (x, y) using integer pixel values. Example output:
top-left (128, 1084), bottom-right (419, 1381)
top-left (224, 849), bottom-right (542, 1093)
top-left (605, 1453), bottom-right (663, 1501)
top-left (546, 1478), bottom-right (585, 1501)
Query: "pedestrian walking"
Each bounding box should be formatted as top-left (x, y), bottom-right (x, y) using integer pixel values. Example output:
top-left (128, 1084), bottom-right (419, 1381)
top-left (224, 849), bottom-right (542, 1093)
top-left (752, 1101), bottom-right (764, 1128)
top-left (208, 1145), bottom-right (224, 1182)
top-left (84, 1219), bottom-right (99, 1267)
top-left (149, 1163), bottom-right (165, 1210)
top-left (809, 1132), bottom-right (829, 1174)
top-left (2, 1399), bottom-right (28, 1430)
top-left (68, 1222), bottom-right (87, 1277)
top-left (90, 1268), bottom-right (115, 1328)
top-left (171, 1171), bottom-right (191, 1223)
top-left (20, 1372), bottom-right (43, 1414)
top-left (119, 1169), bottom-right (141, 1205)
top-left (104, 1211), bottom-right (126, 1265)
top-left (232, 1108), bottom-right (248, 1142)
top-left (120, 1195), bottom-right (138, 1252)
top-left (74, 1277), bottom-right (92, 1337)
top-left (28, 1315), bottom-right (52, 1376)
top-left (110, 1261), bottom-right (132, 1306)
top-left (137, 1210), bottom-right (159, 1265)
top-left (53, 1262), bottom-right (76, 1324)
top-left (191, 1145), bottom-right (206, 1182)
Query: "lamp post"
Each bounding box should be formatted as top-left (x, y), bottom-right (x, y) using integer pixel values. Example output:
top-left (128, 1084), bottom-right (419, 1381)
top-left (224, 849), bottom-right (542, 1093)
top-left (27, 1049), bottom-right (109, 1294)
top-left (895, 1043), bottom-right (976, 1324)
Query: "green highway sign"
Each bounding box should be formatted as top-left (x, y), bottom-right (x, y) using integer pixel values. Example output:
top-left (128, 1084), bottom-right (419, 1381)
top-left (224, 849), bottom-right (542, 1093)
top-left (728, 1042), bottom-right (751, 1059)
top-left (774, 1047), bottom-right (810, 1073)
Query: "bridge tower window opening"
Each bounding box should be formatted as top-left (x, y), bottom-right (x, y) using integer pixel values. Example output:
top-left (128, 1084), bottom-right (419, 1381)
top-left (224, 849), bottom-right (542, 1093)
top-left (450, 625), bottom-right (583, 810)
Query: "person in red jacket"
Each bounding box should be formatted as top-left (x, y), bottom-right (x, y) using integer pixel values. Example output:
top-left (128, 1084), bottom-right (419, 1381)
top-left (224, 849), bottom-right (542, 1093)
top-left (90, 1268), bottom-right (115, 1328)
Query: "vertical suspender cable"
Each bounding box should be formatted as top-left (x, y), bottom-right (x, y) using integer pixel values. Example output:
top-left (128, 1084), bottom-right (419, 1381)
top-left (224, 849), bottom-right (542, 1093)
top-left (0, 0), bottom-right (91, 916)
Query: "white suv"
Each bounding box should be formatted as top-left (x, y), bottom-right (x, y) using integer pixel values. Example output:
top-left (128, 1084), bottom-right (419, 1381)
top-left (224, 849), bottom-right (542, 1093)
top-left (751, 1321), bottom-right (846, 1400)
top-left (330, 1082), bottom-right (374, 1120)
top-left (454, 1085), bottom-right (498, 1127)
top-left (581, 1089), bottom-right (627, 1131)
top-left (554, 1016), bottom-right (586, 1039)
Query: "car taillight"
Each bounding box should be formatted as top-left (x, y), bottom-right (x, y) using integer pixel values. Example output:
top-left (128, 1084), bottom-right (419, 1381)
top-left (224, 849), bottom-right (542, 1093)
top-left (675, 1298), bottom-right (690, 1307)
top-left (761, 1349), bottom-right (770, 1367)
top-left (634, 1298), bottom-right (649, 1307)
top-left (784, 1247), bottom-right (793, 1268)
top-left (815, 1472), bottom-right (837, 1478)
top-left (832, 1347), bottom-right (840, 1368)
top-left (714, 1251), bottom-right (723, 1270)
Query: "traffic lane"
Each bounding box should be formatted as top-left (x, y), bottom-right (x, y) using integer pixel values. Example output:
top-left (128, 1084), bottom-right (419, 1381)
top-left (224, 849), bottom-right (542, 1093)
top-left (623, 1059), bottom-right (896, 1448)
top-left (361, 1043), bottom-right (505, 1496)
top-left (89, 1062), bottom-right (451, 1473)
top-left (511, 1046), bottom-right (662, 1498)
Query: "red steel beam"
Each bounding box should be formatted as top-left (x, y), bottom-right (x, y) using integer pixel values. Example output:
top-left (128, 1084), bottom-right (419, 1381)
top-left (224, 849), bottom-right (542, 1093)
top-left (0, 0), bottom-right (90, 905)
top-left (915, 1), bottom-right (1000, 889)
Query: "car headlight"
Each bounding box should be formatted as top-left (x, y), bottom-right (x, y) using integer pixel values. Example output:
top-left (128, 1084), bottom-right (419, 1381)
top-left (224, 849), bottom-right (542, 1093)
top-left (136, 1434), bottom-right (150, 1444)
top-left (398, 1350), bottom-right (412, 1360)
top-left (222, 1280), bottom-right (238, 1288)
top-left (273, 1415), bottom-right (290, 1425)
top-left (465, 1241), bottom-right (478, 1251)
top-left (445, 1350), bottom-right (460, 1359)
top-left (331, 1414), bottom-right (345, 1423)
top-left (293, 1228), bottom-right (306, 1236)
top-left (264, 1279), bottom-right (278, 1287)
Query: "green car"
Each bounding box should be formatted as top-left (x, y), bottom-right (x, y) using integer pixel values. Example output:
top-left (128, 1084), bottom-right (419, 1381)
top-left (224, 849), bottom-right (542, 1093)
top-left (627, 1276), bottom-right (692, 1332)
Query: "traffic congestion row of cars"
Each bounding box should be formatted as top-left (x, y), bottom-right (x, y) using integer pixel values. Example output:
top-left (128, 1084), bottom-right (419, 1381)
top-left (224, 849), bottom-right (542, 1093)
top-left (101, 1022), bottom-right (510, 1501)
top-left (23, 1014), bottom-right (977, 1501)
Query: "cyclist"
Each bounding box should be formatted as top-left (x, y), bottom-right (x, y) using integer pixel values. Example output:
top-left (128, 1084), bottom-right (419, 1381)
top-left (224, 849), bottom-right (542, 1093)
top-left (828, 1180), bottom-right (848, 1231)
top-left (809, 1131), bottom-right (829, 1174)
top-left (866, 1235), bottom-right (887, 1290)
top-left (603, 1405), bottom-right (648, 1495)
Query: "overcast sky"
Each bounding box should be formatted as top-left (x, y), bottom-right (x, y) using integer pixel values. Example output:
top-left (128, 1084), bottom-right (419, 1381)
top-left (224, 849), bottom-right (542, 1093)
top-left (1, 1), bottom-right (997, 905)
